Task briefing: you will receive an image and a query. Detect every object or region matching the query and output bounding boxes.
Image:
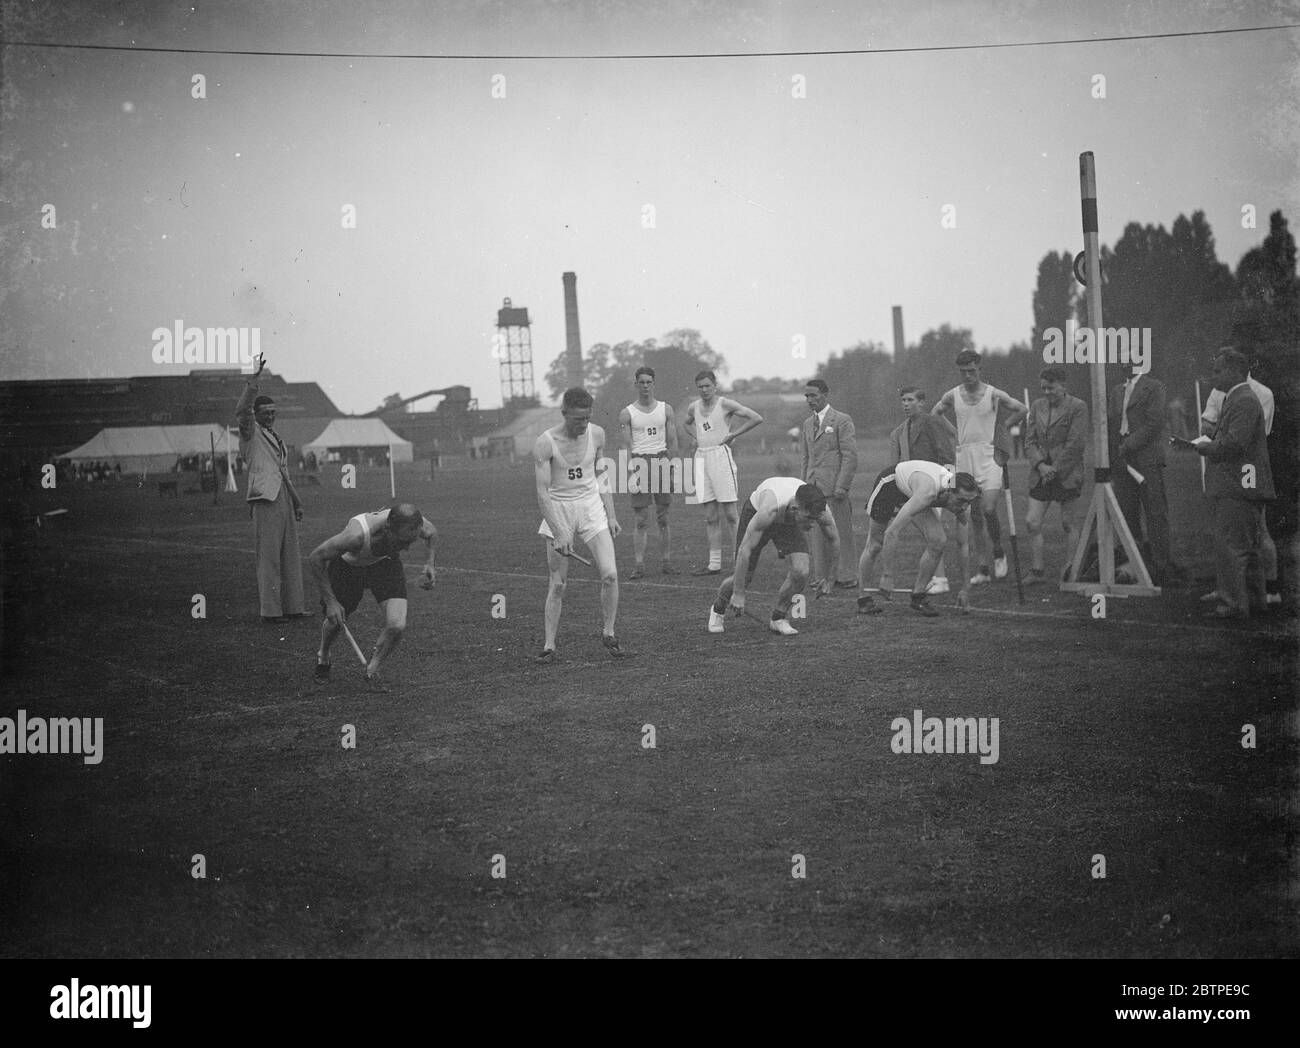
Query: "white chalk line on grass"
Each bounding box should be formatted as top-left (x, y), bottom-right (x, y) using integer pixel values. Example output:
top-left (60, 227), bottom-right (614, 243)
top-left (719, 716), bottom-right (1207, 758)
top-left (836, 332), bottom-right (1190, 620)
top-left (77, 532), bottom-right (1291, 641)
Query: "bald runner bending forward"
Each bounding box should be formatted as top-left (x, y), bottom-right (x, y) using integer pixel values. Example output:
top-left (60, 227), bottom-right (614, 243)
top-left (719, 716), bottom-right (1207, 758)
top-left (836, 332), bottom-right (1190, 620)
top-left (707, 477), bottom-right (839, 636)
top-left (309, 501), bottom-right (437, 683)
top-left (857, 461), bottom-right (980, 617)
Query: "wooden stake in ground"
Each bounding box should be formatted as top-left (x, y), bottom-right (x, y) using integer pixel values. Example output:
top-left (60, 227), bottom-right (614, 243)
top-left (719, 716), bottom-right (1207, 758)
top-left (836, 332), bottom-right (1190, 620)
top-left (1002, 463), bottom-right (1025, 604)
top-left (1194, 379), bottom-right (1206, 493)
top-left (339, 621), bottom-right (369, 668)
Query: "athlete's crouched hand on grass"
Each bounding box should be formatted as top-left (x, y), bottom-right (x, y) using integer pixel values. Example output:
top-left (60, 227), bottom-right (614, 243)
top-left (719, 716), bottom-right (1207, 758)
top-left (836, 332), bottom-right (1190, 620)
top-left (957, 587), bottom-right (970, 614)
top-left (418, 566), bottom-right (435, 590)
top-left (728, 594), bottom-right (746, 617)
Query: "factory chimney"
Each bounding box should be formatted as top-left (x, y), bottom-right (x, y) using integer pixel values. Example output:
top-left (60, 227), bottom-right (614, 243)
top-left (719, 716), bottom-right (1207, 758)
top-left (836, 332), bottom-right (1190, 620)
top-left (562, 272), bottom-right (583, 390)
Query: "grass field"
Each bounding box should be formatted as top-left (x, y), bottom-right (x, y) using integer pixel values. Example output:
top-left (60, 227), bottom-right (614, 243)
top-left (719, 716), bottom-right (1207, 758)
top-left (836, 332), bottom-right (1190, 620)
top-left (1, 442), bottom-right (1296, 957)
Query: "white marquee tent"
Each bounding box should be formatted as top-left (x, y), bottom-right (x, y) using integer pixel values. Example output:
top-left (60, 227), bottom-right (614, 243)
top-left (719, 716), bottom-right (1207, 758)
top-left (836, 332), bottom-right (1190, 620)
top-left (64, 423), bottom-right (239, 474)
top-left (303, 418), bottom-right (413, 463)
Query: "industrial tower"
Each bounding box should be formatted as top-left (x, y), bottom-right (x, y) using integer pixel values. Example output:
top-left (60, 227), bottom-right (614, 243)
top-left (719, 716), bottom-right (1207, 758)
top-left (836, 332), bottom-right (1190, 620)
top-left (496, 297), bottom-right (535, 403)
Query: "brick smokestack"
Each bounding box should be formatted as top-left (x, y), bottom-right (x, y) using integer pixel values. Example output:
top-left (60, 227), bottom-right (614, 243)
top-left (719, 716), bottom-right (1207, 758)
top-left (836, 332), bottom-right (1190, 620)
top-left (562, 272), bottom-right (582, 390)
top-left (891, 305), bottom-right (905, 362)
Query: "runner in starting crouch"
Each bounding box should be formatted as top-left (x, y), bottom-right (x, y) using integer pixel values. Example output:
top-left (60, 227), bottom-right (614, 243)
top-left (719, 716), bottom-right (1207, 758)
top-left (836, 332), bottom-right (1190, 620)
top-left (856, 461), bottom-right (980, 617)
top-left (707, 477), bottom-right (838, 636)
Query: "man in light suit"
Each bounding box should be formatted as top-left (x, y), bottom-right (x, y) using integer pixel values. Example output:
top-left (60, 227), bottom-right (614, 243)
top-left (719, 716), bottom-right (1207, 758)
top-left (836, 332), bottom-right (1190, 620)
top-left (236, 355), bottom-right (306, 623)
top-left (1107, 363), bottom-right (1174, 584)
top-left (1196, 347), bottom-right (1275, 618)
top-left (801, 379), bottom-right (858, 588)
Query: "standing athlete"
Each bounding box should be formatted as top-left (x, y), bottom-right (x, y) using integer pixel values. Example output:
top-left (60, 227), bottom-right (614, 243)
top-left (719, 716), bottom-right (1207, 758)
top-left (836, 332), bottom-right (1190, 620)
top-left (619, 365), bottom-right (679, 578)
top-left (932, 349), bottom-right (1025, 585)
top-left (706, 478), bottom-right (838, 636)
top-left (683, 369), bottom-right (764, 575)
top-left (534, 387), bottom-right (625, 663)
top-left (856, 461), bottom-right (979, 617)
top-left (308, 501), bottom-right (437, 684)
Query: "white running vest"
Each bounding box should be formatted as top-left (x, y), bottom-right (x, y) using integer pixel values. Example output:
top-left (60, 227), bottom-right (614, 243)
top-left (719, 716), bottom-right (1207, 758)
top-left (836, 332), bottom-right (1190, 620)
top-left (342, 509), bottom-right (395, 567)
top-left (749, 476), bottom-right (803, 514)
top-left (627, 401), bottom-right (668, 453)
top-left (692, 398), bottom-right (728, 449)
top-left (546, 428), bottom-right (598, 501)
top-left (893, 460), bottom-right (952, 498)
top-left (952, 385), bottom-right (998, 447)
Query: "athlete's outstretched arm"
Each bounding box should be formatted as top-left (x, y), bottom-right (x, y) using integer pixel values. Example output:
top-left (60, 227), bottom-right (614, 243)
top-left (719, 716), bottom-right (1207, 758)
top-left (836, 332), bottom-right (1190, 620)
top-left (534, 435), bottom-right (571, 554)
top-left (879, 489), bottom-right (934, 586)
top-left (994, 387), bottom-right (1028, 425)
top-left (720, 398), bottom-right (764, 444)
top-left (418, 518), bottom-right (438, 589)
top-left (728, 498), bottom-right (777, 610)
top-left (813, 508), bottom-right (840, 597)
top-left (593, 425), bottom-right (620, 539)
top-left (663, 404), bottom-right (680, 456)
top-left (308, 521), bottom-right (365, 624)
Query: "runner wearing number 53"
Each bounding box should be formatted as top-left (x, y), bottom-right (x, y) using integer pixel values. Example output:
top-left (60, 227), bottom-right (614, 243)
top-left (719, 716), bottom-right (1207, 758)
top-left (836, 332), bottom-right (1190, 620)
top-left (533, 387), bottom-right (626, 664)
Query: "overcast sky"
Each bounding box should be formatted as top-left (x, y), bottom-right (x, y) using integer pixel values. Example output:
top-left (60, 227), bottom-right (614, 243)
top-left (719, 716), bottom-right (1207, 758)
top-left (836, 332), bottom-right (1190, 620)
top-left (2, 0), bottom-right (1297, 413)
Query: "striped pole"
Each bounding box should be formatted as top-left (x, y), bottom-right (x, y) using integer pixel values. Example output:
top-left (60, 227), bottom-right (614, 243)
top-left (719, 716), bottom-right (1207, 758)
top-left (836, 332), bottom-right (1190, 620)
top-left (1080, 152), bottom-right (1113, 585)
top-left (1194, 379), bottom-right (1206, 493)
top-left (225, 426), bottom-right (238, 492)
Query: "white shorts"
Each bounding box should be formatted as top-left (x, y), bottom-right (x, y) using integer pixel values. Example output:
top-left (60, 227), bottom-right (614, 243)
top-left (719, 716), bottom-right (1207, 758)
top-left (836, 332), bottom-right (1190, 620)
top-left (688, 445), bottom-right (738, 504)
top-left (538, 492), bottom-right (609, 545)
top-left (956, 443), bottom-right (1002, 491)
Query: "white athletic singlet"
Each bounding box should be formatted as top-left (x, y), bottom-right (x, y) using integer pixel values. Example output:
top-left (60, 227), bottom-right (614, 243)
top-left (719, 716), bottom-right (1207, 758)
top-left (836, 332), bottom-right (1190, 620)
top-left (546, 427), bottom-right (599, 501)
top-left (692, 398), bottom-right (729, 449)
top-left (749, 476), bottom-right (803, 514)
top-left (952, 384), bottom-right (999, 447)
top-left (627, 401), bottom-right (667, 453)
top-left (342, 509), bottom-right (398, 567)
top-left (893, 460), bottom-right (953, 498)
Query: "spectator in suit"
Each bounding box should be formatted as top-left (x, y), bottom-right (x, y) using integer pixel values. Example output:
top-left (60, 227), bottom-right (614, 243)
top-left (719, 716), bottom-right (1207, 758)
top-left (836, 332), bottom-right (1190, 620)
top-left (1201, 367), bottom-right (1280, 607)
top-left (1196, 347), bottom-right (1275, 618)
top-left (889, 387), bottom-right (958, 594)
top-left (888, 387), bottom-right (956, 468)
top-left (236, 355), bottom-right (307, 623)
top-left (801, 379), bottom-right (859, 587)
top-left (1024, 367), bottom-right (1088, 583)
top-left (1108, 363), bottom-right (1175, 584)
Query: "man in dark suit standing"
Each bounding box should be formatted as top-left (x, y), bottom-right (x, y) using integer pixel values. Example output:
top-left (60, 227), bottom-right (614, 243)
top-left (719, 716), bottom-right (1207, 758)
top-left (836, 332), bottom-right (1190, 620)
top-left (801, 379), bottom-right (859, 588)
top-left (888, 387), bottom-right (956, 468)
top-left (1025, 367), bottom-right (1089, 583)
top-left (1108, 363), bottom-right (1173, 584)
top-left (1196, 347), bottom-right (1275, 618)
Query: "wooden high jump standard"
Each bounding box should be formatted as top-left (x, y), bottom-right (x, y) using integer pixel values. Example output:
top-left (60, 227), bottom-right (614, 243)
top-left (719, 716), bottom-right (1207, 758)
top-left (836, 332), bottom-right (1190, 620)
top-left (1060, 152), bottom-right (1160, 599)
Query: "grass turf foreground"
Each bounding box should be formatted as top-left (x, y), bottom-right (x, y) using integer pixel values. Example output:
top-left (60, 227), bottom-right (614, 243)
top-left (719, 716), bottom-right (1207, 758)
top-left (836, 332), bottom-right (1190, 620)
top-left (0, 446), bottom-right (1295, 957)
